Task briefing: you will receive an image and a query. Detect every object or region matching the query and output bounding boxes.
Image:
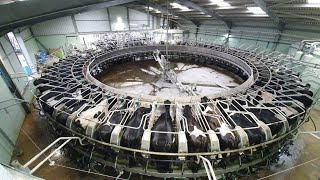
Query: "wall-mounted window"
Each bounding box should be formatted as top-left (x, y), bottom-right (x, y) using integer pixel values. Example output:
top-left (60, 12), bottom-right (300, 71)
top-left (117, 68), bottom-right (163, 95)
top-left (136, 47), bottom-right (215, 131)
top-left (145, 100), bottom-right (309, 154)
top-left (7, 32), bottom-right (31, 76)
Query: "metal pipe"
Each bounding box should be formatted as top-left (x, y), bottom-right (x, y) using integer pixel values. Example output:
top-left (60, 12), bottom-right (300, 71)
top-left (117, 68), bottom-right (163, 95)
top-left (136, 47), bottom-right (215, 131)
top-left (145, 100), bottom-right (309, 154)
top-left (23, 137), bottom-right (82, 168)
top-left (30, 138), bottom-right (72, 174)
top-left (199, 155), bottom-right (217, 180)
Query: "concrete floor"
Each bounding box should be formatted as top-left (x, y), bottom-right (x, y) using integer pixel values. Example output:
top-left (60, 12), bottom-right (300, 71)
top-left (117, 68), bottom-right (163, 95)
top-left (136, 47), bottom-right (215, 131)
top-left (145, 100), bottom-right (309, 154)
top-left (10, 104), bottom-right (320, 180)
top-left (11, 106), bottom-right (112, 180)
top-left (256, 107), bottom-right (320, 179)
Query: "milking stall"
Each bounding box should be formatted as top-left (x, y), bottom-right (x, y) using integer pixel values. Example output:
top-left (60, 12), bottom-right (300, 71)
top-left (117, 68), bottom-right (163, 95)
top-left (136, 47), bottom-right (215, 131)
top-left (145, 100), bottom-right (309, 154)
top-left (1, 1), bottom-right (320, 180)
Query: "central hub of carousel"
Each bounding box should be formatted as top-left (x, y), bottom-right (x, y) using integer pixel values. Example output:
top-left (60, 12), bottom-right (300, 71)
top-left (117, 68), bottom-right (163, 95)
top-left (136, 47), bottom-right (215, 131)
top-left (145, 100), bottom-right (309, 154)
top-left (33, 36), bottom-right (314, 179)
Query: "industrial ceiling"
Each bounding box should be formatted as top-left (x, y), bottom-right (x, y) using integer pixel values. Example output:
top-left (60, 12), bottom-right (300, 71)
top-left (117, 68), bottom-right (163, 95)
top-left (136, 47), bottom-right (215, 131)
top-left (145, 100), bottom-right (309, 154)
top-left (0, 0), bottom-right (319, 35)
top-left (127, 0), bottom-right (320, 28)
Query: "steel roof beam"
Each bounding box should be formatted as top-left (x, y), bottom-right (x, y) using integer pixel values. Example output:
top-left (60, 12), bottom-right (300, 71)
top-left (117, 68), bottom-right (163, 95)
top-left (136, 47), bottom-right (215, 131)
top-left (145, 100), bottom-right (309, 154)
top-left (176, 0), bottom-right (231, 29)
top-left (253, 0), bottom-right (285, 31)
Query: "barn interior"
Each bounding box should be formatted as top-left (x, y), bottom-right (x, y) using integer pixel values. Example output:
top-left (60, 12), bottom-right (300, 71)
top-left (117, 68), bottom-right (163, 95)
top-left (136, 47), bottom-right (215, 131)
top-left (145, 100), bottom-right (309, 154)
top-left (0, 0), bottom-right (320, 179)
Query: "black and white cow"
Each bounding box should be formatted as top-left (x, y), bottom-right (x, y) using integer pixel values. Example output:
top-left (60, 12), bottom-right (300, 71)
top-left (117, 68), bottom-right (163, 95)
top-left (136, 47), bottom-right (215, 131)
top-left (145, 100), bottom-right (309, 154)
top-left (73, 98), bottom-right (110, 133)
top-left (201, 97), bottom-right (239, 151)
top-left (217, 101), bottom-right (266, 146)
top-left (121, 106), bottom-right (151, 167)
top-left (96, 97), bottom-right (132, 143)
top-left (184, 105), bottom-right (208, 173)
top-left (234, 98), bottom-right (284, 137)
top-left (56, 100), bottom-right (87, 125)
top-left (151, 100), bottom-right (176, 173)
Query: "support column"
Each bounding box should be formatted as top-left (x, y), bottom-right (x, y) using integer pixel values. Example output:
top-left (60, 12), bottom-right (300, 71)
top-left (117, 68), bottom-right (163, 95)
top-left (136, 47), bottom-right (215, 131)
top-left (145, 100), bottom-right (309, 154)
top-left (106, 8), bottom-right (112, 31)
top-left (13, 32), bottom-right (36, 74)
top-left (127, 7), bottom-right (131, 30)
top-left (273, 32), bottom-right (282, 51)
top-left (71, 15), bottom-right (79, 34)
top-left (195, 24), bottom-right (200, 41)
top-left (225, 29), bottom-right (231, 45)
top-left (272, 24), bottom-right (285, 51)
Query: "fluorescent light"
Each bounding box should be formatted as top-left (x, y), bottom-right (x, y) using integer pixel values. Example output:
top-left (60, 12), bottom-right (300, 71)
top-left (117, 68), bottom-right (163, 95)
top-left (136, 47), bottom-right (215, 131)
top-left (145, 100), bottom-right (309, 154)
top-left (170, 2), bottom-right (190, 11)
top-left (210, 0), bottom-right (231, 7)
top-left (145, 6), bottom-right (154, 10)
top-left (217, 2), bottom-right (231, 7)
top-left (117, 17), bottom-right (122, 22)
top-left (145, 6), bottom-right (162, 13)
top-left (247, 7), bottom-right (267, 15)
top-left (308, 0), bottom-right (320, 4)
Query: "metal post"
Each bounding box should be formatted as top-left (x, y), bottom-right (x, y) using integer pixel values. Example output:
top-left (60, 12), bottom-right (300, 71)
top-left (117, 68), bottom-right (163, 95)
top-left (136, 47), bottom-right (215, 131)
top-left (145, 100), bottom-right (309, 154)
top-left (107, 8), bottom-right (112, 31)
top-left (126, 7), bottom-right (131, 31)
top-left (71, 15), bottom-right (79, 34)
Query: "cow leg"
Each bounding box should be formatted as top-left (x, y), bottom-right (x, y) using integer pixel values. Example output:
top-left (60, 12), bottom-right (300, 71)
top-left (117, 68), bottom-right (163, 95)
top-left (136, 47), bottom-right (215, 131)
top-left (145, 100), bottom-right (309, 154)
top-left (128, 153), bottom-right (136, 167)
top-left (187, 157), bottom-right (201, 173)
top-left (155, 158), bottom-right (172, 173)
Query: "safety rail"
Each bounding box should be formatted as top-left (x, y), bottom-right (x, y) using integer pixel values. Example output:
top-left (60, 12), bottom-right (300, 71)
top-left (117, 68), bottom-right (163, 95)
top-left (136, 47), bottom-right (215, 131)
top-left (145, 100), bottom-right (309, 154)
top-left (12, 137), bottom-right (84, 174)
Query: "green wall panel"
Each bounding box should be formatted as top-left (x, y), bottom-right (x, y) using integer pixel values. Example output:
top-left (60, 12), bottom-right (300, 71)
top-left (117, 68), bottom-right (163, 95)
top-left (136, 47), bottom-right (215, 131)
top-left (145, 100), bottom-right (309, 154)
top-left (24, 38), bottom-right (40, 66)
top-left (0, 76), bottom-right (26, 164)
top-left (35, 35), bottom-right (81, 53)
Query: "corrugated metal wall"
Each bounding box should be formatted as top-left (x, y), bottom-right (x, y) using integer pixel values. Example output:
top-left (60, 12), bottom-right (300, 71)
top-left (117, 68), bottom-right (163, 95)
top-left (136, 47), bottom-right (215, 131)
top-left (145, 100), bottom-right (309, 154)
top-left (128, 8), bottom-right (152, 30)
top-left (31, 16), bottom-right (76, 36)
top-left (31, 6), bottom-right (157, 36)
top-left (75, 9), bottom-right (111, 32)
top-left (28, 6), bottom-right (159, 51)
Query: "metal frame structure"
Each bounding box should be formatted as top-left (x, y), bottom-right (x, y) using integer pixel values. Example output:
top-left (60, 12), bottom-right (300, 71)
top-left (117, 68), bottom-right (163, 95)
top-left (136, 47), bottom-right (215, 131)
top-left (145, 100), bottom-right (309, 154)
top-left (29, 31), bottom-right (318, 179)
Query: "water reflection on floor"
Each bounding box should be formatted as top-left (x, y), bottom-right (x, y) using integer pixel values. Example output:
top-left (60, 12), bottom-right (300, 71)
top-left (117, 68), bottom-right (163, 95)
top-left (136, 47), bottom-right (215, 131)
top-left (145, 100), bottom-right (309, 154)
top-left (98, 60), bottom-right (241, 97)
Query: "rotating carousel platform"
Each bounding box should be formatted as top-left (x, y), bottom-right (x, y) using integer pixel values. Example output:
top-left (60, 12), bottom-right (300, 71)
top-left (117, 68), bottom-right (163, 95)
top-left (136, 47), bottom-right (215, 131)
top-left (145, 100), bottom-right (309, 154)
top-left (32, 34), bottom-right (314, 179)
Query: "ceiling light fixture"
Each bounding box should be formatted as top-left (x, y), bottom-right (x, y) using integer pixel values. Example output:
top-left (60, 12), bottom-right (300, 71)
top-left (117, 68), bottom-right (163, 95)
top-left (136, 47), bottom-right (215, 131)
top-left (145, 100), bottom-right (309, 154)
top-left (145, 6), bottom-right (154, 10)
top-left (0, 0), bottom-right (14, 5)
top-left (170, 2), bottom-right (190, 11)
top-left (210, 0), bottom-right (231, 7)
top-left (145, 6), bottom-right (162, 13)
top-left (308, 0), bottom-right (320, 4)
top-left (247, 7), bottom-right (267, 15)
